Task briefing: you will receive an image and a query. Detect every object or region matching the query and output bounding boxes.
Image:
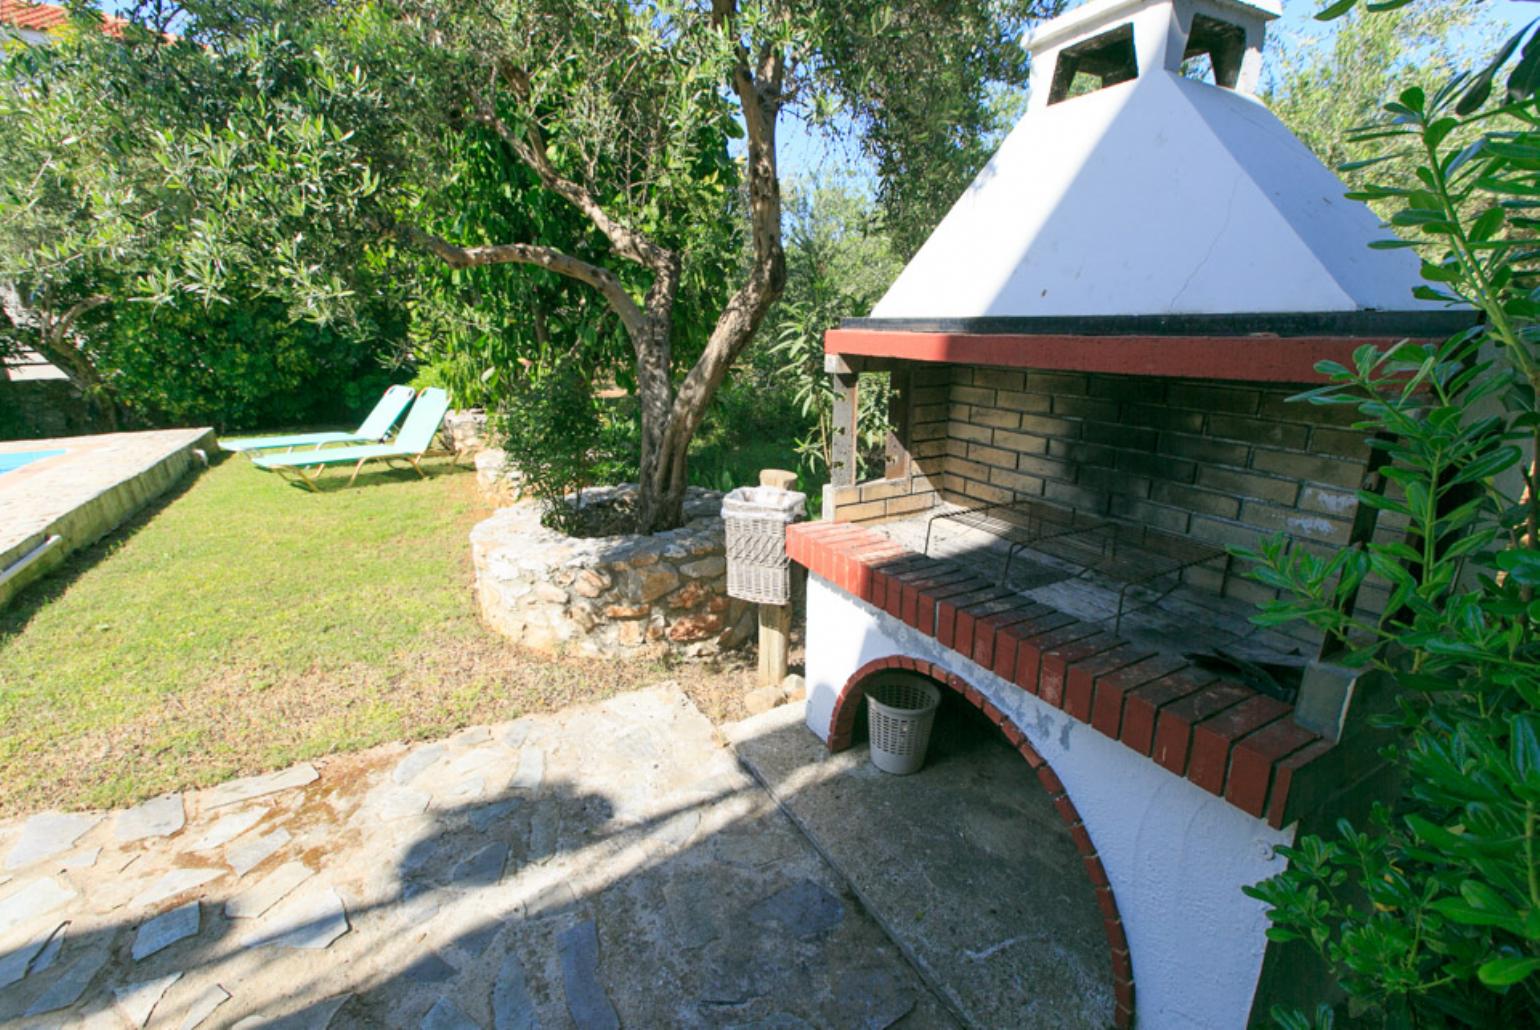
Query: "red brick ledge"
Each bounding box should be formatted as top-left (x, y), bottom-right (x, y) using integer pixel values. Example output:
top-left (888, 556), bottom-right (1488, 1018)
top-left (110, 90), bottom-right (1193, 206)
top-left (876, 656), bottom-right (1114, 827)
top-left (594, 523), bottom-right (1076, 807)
top-left (832, 655), bottom-right (1136, 1029)
top-left (788, 521), bottom-right (1331, 830)
top-left (824, 328), bottom-right (1389, 383)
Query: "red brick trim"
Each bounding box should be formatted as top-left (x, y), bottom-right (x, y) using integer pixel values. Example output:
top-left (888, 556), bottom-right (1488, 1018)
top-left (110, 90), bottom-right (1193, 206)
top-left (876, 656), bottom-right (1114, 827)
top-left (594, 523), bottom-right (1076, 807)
top-left (824, 328), bottom-right (1396, 384)
top-left (829, 655), bottom-right (1135, 1029)
top-left (790, 521), bottom-right (1333, 827)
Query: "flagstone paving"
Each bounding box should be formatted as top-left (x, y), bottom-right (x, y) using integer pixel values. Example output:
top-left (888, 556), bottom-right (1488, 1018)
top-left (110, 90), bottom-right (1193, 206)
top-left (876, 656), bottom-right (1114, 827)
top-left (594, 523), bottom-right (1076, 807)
top-left (0, 684), bottom-right (954, 1028)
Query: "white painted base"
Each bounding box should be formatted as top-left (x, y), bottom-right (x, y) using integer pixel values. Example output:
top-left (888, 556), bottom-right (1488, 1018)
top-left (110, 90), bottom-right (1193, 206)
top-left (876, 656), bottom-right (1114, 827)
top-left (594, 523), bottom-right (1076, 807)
top-left (803, 574), bottom-right (1292, 1030)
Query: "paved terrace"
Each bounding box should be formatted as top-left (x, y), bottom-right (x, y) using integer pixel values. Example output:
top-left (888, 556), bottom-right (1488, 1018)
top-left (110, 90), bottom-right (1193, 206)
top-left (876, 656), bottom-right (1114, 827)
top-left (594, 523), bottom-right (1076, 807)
top-left (0, 686), bottom-right (959, 1029)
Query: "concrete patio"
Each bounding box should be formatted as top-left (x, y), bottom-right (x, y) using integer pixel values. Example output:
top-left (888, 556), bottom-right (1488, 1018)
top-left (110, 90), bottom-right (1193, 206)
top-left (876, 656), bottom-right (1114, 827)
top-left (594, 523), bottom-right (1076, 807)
top-left (731, 696), bottom-right (1114, 1028)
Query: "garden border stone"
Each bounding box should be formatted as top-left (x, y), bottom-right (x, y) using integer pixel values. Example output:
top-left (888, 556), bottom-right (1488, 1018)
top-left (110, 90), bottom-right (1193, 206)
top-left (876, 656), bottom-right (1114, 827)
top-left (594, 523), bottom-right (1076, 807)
top-left (470, 485), bottom-right (754, 659)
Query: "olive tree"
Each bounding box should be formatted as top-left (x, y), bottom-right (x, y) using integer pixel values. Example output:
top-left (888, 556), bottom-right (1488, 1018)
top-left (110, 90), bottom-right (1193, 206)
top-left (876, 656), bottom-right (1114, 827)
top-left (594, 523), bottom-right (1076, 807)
top-left (391, 0), bottom-right (1051, 530)
top-left (126, 0), bottom-right (1045, 531)
top-left (0, 9), bottom-right (403, 430)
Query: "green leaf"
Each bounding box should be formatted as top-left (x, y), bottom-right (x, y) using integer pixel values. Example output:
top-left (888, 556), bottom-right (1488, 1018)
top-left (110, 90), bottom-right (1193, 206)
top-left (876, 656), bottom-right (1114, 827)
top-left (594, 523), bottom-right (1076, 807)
top-left (1314, 0), bottom-right (1359, 21)
top-left (1425, 118), bottom-right (1459, 150)
top-left (1469, 207), bottom-right (1506, 243)
top-left (1508, 26), bottom-right (1540, 102)
top-left (1431, 897), bottom-right (1509, 927)
top-left (1513, 714), bottom-right (1540, 782)
top-left (1421, 260), bottom-right (1461, 283)
top-left (1497, 550), bottom-right (1540, 587)
top-left (1459, 24), bottom-right (1533, 115)
top-left (1405, 813), bottom-right (1465, 850)
top-left (1478, 956), bottom-right (1540, 987)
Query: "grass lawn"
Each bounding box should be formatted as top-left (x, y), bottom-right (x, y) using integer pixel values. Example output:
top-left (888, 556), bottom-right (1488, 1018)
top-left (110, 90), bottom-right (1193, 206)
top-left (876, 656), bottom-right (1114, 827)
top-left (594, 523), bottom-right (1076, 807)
top-left (0, 454), bottom-right (753, 816)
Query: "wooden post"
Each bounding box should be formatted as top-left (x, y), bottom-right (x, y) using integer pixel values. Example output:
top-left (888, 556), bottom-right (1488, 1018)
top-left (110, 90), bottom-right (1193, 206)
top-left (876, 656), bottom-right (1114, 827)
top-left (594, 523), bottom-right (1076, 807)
top-left (757, 601), bottom-right (790, 687)
top-left (759, 468), bottom-right (797, 490)
top-left (756, 468), bottom-right (798, 688)
top-left (827, 355), bottom-right (859, 489)
top-left (884, 365), bottom-right (912, 482)
top-left (826, 355), bottom-right (859, 522)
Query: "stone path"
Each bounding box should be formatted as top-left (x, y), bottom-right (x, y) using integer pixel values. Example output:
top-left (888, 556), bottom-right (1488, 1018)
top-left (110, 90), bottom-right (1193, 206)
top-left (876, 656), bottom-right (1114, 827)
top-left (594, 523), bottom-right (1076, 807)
top-left (0, 685), bottom-right (954, 1028)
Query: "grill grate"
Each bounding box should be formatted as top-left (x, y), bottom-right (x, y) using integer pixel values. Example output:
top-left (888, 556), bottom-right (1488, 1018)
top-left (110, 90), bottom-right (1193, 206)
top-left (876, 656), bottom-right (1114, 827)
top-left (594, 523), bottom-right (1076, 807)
top-left (922, 496), bottom-right (1230, 633)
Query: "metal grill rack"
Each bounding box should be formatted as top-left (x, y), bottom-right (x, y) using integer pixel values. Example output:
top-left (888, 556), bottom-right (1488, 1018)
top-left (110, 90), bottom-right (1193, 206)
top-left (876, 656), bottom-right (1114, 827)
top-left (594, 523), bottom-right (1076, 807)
top-left (923, 497), bottom-right (1231, 632)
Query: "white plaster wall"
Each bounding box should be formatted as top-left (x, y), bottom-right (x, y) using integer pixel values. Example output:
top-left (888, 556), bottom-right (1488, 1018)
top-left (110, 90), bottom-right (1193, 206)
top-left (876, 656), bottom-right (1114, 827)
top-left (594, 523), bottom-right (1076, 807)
top-left (869, 69), bottom-right (1429, 319)
top-left (804, 574), bottom-right (1294, 1030)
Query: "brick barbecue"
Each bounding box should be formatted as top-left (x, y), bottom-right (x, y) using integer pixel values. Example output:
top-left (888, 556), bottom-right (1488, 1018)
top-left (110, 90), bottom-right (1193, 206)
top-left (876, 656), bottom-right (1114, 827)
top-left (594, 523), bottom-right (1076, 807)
top-left (791, 1), bottom-right (1477, 1028)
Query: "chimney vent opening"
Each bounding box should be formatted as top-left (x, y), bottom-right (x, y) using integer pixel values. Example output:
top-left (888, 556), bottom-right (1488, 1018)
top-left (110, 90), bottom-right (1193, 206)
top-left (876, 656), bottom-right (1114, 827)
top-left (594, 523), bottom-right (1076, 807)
top-left (1047, 23), bottom-right (1137, 105)
top-left (1181, 14), bottom-right (1247, 88)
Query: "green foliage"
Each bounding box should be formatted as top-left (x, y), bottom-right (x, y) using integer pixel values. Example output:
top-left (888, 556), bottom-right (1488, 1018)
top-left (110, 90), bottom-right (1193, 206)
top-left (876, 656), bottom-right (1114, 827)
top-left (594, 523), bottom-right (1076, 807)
top-left (125, 0), bottom-right (1041, 520)
top-left (4, 0), bottom-right (1042, 524)
top-left (764, 181), bottom-right (900, 478)
top-left (103, 293), bottom-right (400, 429)
top-left (1264, 0), bottom-right (1499, 227)
top-left (403, 122), bottom-right (627, 410)
top-left (495, 357), bottom-right (617, 534)
top-left (1239, 18), bottom-right (1540, 1025)
top-left (0, 4), bottom-right (406, 428)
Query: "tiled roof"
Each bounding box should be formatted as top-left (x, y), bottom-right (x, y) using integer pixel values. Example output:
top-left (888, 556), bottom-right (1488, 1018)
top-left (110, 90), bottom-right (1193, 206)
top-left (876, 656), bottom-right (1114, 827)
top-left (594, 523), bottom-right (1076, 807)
top-left (0, 0), bottom-right (66, 31)
top-left (0, 1), bottom-right (131, 37)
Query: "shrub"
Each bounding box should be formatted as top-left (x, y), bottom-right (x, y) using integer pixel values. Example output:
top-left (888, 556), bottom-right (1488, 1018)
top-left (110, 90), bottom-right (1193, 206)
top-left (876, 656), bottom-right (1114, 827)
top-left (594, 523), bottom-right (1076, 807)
top-left (100, 292), bottom-right (401, 431)
top-left (495, 357), bottom-right (618, 535)
top-left (1238, 42), bottom-right (1540, 1027)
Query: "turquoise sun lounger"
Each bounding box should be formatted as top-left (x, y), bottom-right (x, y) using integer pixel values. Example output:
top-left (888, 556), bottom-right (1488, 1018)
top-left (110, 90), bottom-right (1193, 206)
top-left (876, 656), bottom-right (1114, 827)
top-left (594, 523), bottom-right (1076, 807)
top-left (253, 388), bottom-right (452, 490)
top-left (218, 384), bottom-right (416, 454)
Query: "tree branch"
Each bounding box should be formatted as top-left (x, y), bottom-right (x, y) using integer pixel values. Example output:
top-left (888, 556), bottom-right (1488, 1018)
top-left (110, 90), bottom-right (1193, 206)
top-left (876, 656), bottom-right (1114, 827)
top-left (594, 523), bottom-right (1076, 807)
top-left (469, 78), bottom-right (674, 277)
top-left (51, 294), bottom-right (111, 347)
top-left (394, 223), bottom-right (645, 337)
top-left (658, 0), bottom-right (786, 459)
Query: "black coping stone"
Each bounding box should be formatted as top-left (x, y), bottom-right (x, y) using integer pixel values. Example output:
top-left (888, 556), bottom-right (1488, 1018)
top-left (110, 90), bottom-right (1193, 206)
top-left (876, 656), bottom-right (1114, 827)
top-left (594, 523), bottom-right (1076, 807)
top-left (840, 309), bottom-right (1480, 339)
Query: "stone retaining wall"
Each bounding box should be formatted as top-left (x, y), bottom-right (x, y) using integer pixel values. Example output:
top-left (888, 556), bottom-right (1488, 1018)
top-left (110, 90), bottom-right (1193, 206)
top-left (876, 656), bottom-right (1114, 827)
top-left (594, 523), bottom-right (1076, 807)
top-left (474, 448), bottom-right (519, 501)
top-left (443, 409), bottom-right (491, 456)
top-left (470, 485), bottom-right (754, 659)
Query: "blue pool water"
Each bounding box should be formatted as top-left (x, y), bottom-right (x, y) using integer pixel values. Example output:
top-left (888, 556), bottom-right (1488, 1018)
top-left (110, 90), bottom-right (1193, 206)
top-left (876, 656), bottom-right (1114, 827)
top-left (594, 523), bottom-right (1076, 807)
top-left (0, 449), bottom-right (66, 474)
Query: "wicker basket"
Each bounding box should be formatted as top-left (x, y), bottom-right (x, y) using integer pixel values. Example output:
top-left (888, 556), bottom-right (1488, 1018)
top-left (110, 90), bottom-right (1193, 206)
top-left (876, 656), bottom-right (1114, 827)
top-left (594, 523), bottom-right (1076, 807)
top-left (722, 486), bottom-right (806, 604)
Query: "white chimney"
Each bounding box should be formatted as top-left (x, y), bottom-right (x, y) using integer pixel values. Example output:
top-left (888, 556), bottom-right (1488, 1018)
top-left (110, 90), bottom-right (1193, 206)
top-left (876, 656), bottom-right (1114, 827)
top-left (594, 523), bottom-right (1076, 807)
top-left (1025, 0), bottom-right (1280, 111)
top-left (867, 0), bottom-right (1435, 321)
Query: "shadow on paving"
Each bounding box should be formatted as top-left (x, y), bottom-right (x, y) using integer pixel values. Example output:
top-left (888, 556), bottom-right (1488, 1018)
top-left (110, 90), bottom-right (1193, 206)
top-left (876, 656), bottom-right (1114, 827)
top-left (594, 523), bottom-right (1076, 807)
top-left (0, 685), bottom-right (961, 1028)
top-left (732, 695), bottom-right (1116, 1028)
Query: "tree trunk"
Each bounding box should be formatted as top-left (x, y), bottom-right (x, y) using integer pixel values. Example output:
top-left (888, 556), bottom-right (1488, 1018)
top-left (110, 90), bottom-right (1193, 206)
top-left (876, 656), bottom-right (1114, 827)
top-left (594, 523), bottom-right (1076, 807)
top-left (419, 15), bottom-right (783, 538)
top-left (634, 322), bottom-right (679, 532)
top-left (37, 339), bottom-right (119, 431)
top-left (631, 20), bottom-right (787, 535)
top-left (0, 284), bottom-right (118, 430)
top-left (631, 254), bottom-right (683, 533)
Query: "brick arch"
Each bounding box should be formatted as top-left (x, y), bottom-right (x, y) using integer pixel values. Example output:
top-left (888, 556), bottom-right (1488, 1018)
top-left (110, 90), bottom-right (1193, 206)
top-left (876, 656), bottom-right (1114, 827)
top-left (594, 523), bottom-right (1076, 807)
top-left (830, 655), bottom-right (1135, 1028)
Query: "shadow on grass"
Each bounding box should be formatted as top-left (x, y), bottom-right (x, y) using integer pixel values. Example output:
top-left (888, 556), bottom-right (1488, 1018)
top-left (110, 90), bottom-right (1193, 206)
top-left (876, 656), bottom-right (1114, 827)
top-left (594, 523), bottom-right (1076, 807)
top-left (272, 456), bottom-right (471, 494)
top-left (0, 454), bottom-right (223, 641)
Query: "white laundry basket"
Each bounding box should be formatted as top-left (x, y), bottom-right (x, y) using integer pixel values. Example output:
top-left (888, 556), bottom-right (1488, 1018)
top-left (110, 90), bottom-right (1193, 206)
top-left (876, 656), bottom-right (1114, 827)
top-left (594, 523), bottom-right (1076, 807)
top-left (866, 674), bottom-right (942, 775)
